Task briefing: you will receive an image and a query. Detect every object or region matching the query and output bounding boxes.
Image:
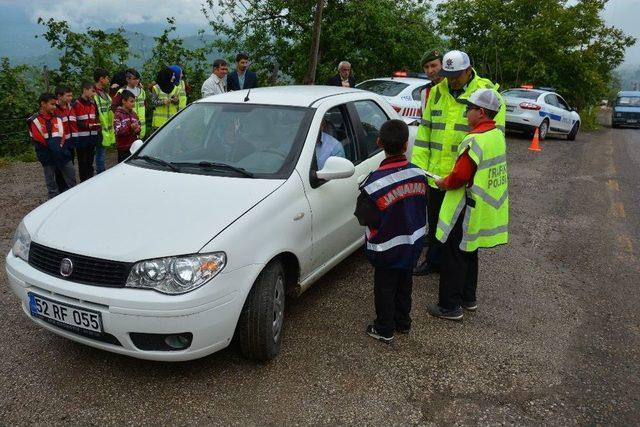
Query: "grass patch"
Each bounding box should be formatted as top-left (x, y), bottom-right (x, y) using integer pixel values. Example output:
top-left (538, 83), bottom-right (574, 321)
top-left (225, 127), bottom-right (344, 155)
top-left (579, 105), bottom-right (600, 131)
top-left (0, 150), bottom-right (38, 167)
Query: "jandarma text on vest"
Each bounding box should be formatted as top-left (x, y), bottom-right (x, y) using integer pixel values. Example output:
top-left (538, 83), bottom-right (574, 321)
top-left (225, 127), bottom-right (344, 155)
top-left (376, 181), bottom-right (427, 210)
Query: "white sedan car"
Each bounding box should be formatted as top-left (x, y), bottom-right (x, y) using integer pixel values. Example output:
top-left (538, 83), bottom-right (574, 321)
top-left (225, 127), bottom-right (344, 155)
top-left (6, 86), bottom-right (416, 362)
top-left (502, 87), bottom-right (581, 140)
top-left (356, 75), bottom-right (429, 120)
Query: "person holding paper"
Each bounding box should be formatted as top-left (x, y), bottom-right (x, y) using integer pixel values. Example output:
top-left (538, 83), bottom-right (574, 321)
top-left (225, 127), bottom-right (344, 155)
top-left (411, 50), bottom-right (506, 277)
top-left (427, 88), bottom-right (509, 320)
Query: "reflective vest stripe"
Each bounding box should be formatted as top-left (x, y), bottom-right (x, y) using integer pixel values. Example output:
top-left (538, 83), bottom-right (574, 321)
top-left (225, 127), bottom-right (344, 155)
top-left (469, 185), bottom-right (509, 209)
top-left (415, 139), bottom-right (429, 148)
top-left (431, 110), bottom-right (443, 116)
top-left (431, 122), bottom-right (446, 130)
top-left (421, 119), bottom-right (430, 127)
top-left (363, 168), bottom-right (425, 194)
top-left (436, 195), bottom-right (466, 242)
top-left (478, 153), bottom-right (507, 170)
top-left (366, 227), bottom-right (426, 252)
top-left (454, 124), bottom-right (469, 132)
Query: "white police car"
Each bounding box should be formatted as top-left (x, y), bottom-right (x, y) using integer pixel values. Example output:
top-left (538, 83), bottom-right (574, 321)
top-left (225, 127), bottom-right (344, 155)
top-left (356, 73), bottom-right (430, 120)
top-left (502, 87), bottom-right (581, 140)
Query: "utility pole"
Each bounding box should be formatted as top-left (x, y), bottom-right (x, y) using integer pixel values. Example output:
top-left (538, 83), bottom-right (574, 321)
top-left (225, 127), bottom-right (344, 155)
top-left (43, 66), bottom-right (50, 93)
top-left (302, 0), bottom-right (324, 85)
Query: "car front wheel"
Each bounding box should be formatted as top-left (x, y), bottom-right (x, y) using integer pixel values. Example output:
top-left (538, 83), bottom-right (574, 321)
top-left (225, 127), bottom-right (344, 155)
top-left (237, 260), bottom-right (286, 361)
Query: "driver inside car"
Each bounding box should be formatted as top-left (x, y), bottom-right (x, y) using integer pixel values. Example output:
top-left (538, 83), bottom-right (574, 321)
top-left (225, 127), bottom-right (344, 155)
top-left (316, 119), bottom-right (346, 169)
top-left (216, 118), bottom-right (254, 163)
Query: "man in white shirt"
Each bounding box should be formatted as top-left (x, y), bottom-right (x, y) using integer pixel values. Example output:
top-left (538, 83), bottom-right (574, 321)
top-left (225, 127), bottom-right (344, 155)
top-left (201, 59), bottom-right (229, 98)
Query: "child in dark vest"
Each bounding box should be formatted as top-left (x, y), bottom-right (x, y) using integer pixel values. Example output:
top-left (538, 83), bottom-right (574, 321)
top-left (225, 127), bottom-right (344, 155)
top-left (114, 90), bottom-right (141, 162)
top-left (355, 119), bottom-right (428, 343)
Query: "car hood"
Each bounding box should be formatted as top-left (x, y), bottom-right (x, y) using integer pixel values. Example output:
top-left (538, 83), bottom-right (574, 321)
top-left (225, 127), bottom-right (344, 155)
top-left (613, 106), bottom-right (640, 113)
top-left (27, 164), bottom-right (284, 262)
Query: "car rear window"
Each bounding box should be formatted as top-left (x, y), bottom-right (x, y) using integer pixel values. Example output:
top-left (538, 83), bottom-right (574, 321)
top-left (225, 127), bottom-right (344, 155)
top-left (356, 80), bottom-right (409, 97)
top-left (616, 96), bottom-right (640, 106)
top-left (502, 90), bottom-right (540, 100)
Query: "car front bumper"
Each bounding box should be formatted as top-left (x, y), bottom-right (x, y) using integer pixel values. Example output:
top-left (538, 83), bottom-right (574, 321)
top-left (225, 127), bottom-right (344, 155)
top-left (5, 251), bottom-right (262, 361)
top-left (612, 117), bottom-right (640, 126)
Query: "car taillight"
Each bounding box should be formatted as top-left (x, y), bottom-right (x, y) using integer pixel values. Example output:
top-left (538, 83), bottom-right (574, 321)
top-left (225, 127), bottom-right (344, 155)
top-left (391, 105), bottom-right (402, 112)
top-left (519, 102), bottom-right (541, 110)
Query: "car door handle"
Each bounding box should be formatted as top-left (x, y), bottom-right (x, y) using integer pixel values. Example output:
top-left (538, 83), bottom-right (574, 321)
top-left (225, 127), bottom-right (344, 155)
top-left (293, 212), bottom-right (305, 221)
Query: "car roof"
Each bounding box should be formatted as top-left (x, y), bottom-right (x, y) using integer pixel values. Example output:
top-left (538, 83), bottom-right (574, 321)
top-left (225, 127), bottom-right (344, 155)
top-left (358, 77), bottom-right (429, 86)
top-left (195, 85), bottom-right (361, 107)
top-left (503, 88), bottom-right (546, 95)
top-left (618, 91), bottom-right (640, 96)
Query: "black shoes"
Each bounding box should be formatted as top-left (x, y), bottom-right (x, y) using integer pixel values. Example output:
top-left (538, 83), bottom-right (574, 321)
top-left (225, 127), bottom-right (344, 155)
top-left (462, 300), bottom-right (477, 311)
top-left (395, 325), bottom-right (411, 334)
top-left (366, 324), bottom-right (394, 343)
top-left (413, 260), bottom-right (440, 276)
top-left (427, 304), bottom-right (463, 320)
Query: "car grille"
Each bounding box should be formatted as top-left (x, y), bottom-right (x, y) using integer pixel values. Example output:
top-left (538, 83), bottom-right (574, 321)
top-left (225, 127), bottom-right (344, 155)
top-left (620, 112), bottom-right (640, 120)
top-left (28, 242), bottom-right (132, 288)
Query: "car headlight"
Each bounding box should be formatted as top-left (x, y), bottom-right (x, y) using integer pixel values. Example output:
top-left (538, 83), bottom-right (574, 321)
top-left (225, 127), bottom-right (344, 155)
top-left (11, 221), bottom-right (31, 262)
top-left (126, 252), bottom-right (226, 294)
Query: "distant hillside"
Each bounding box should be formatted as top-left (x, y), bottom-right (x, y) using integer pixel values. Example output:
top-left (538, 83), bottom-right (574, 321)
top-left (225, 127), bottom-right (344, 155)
top-left (0, 24), bottom-right (223, 70)
top-left (617, 65), bottom-right (640, 91)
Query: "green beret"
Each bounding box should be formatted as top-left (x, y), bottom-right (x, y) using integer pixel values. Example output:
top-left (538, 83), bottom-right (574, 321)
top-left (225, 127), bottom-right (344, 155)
top-left (421, 49), bottom-right (443, 67)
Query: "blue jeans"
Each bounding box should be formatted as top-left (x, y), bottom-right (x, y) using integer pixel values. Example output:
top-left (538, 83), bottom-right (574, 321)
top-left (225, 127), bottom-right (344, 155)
top-left (95, 144), bottom-right (106, 173)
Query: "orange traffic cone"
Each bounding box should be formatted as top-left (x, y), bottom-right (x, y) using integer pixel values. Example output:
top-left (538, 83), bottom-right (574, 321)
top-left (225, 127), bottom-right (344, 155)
top-left (528, 128), bottom-right (541, 152)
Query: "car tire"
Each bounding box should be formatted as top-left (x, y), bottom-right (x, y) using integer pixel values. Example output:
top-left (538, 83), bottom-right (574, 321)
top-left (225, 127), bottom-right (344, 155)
top-left (237, 260), bottom-right (286, 361)
top-left (538, 119), bottom-right (549, 140)
top-left (567, 122), bottom-right (579, 141)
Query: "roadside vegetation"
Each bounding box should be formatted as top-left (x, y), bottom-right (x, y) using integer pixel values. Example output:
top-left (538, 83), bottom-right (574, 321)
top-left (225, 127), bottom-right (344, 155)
top-left (0, 0), bottom-right (635, 163)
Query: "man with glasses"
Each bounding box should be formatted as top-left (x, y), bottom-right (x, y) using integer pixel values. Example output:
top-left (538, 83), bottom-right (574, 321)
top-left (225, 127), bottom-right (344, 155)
top-left (412, 50), bottom-right (506, 277)
top-left (427, 88), bottom-right (509, 320)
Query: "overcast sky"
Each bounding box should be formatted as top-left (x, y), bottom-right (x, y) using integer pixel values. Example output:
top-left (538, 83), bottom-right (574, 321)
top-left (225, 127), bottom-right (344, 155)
top-left (1, 0), bottom-right (638, 65)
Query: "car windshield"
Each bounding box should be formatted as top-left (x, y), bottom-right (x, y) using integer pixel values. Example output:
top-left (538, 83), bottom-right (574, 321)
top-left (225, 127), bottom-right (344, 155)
top-left (502, 89), bottom-right (540, 100)
top-left (616, 96), bottom-right (640, 107)
top-left (130, 103), bottom-right (313, 178)
top-left (356, 80), bottom-right (409, 97)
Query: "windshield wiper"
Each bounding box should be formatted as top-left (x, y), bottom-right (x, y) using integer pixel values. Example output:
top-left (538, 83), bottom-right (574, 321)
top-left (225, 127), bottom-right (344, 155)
top-left (134, 155), bottom-right (180, 172)
top-left (173, 161), bottom-right (254, 178)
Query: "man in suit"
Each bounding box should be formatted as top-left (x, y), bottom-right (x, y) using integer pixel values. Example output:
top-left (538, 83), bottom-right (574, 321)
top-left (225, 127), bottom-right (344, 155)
top-left (327, 61), bottom-right (355, 88)
top-left (227, 53), bottom-right (259, 91)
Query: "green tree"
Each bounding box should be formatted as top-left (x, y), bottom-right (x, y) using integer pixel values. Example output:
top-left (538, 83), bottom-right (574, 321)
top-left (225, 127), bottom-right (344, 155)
top-left (0, 58), bottom-right (43, 160)
top-left (141, 18), bottom-right (214, 103)
top-left (37, 18), bottom-right (130, 88)
top-left (203, 0), bottom-right (444, 84)
top-left (436, 0), bottom-right (636, 109)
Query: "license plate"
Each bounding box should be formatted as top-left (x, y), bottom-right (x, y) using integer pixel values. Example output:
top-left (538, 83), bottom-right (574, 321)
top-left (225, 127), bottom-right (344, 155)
top-left (506, 106), bottom-right (515, 112)
top-left (28, 292), bottom-right (103, 334)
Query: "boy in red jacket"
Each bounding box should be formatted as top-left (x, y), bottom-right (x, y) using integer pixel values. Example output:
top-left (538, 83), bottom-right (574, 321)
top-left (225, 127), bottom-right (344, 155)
top-left (114, 90), bottom-right (141, 162)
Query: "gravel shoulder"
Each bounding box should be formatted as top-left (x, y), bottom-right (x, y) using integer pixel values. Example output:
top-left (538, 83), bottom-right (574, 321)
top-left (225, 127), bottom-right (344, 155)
top-left (1, 132), bottom-right (638, 425)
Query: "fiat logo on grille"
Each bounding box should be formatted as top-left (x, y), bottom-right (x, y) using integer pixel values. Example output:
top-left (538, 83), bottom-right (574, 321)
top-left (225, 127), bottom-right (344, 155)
top-left (60, 258), bottom-right (73, 277)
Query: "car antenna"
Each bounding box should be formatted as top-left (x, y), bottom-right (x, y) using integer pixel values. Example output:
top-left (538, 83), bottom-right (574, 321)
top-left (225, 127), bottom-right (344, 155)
top-left (244, 89), bottom-right (251, 102)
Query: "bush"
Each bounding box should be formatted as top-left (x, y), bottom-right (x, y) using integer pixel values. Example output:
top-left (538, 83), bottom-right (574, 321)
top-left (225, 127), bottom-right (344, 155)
top-left (579, 105), bottom-right (599, 131)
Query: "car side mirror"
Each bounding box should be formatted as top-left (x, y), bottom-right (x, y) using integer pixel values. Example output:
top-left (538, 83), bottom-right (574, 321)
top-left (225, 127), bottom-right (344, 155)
top-left (129, 139), bottom-right (144, 155)
top-left (316, 156), bottom-right (355, 181)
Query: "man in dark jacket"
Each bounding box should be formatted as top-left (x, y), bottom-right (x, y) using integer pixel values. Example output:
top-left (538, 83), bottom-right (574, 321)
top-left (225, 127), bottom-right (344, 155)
top-left (327, 61), bottom-right (355, 87)
top-left (227, 53), bottom-right (259, 91)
